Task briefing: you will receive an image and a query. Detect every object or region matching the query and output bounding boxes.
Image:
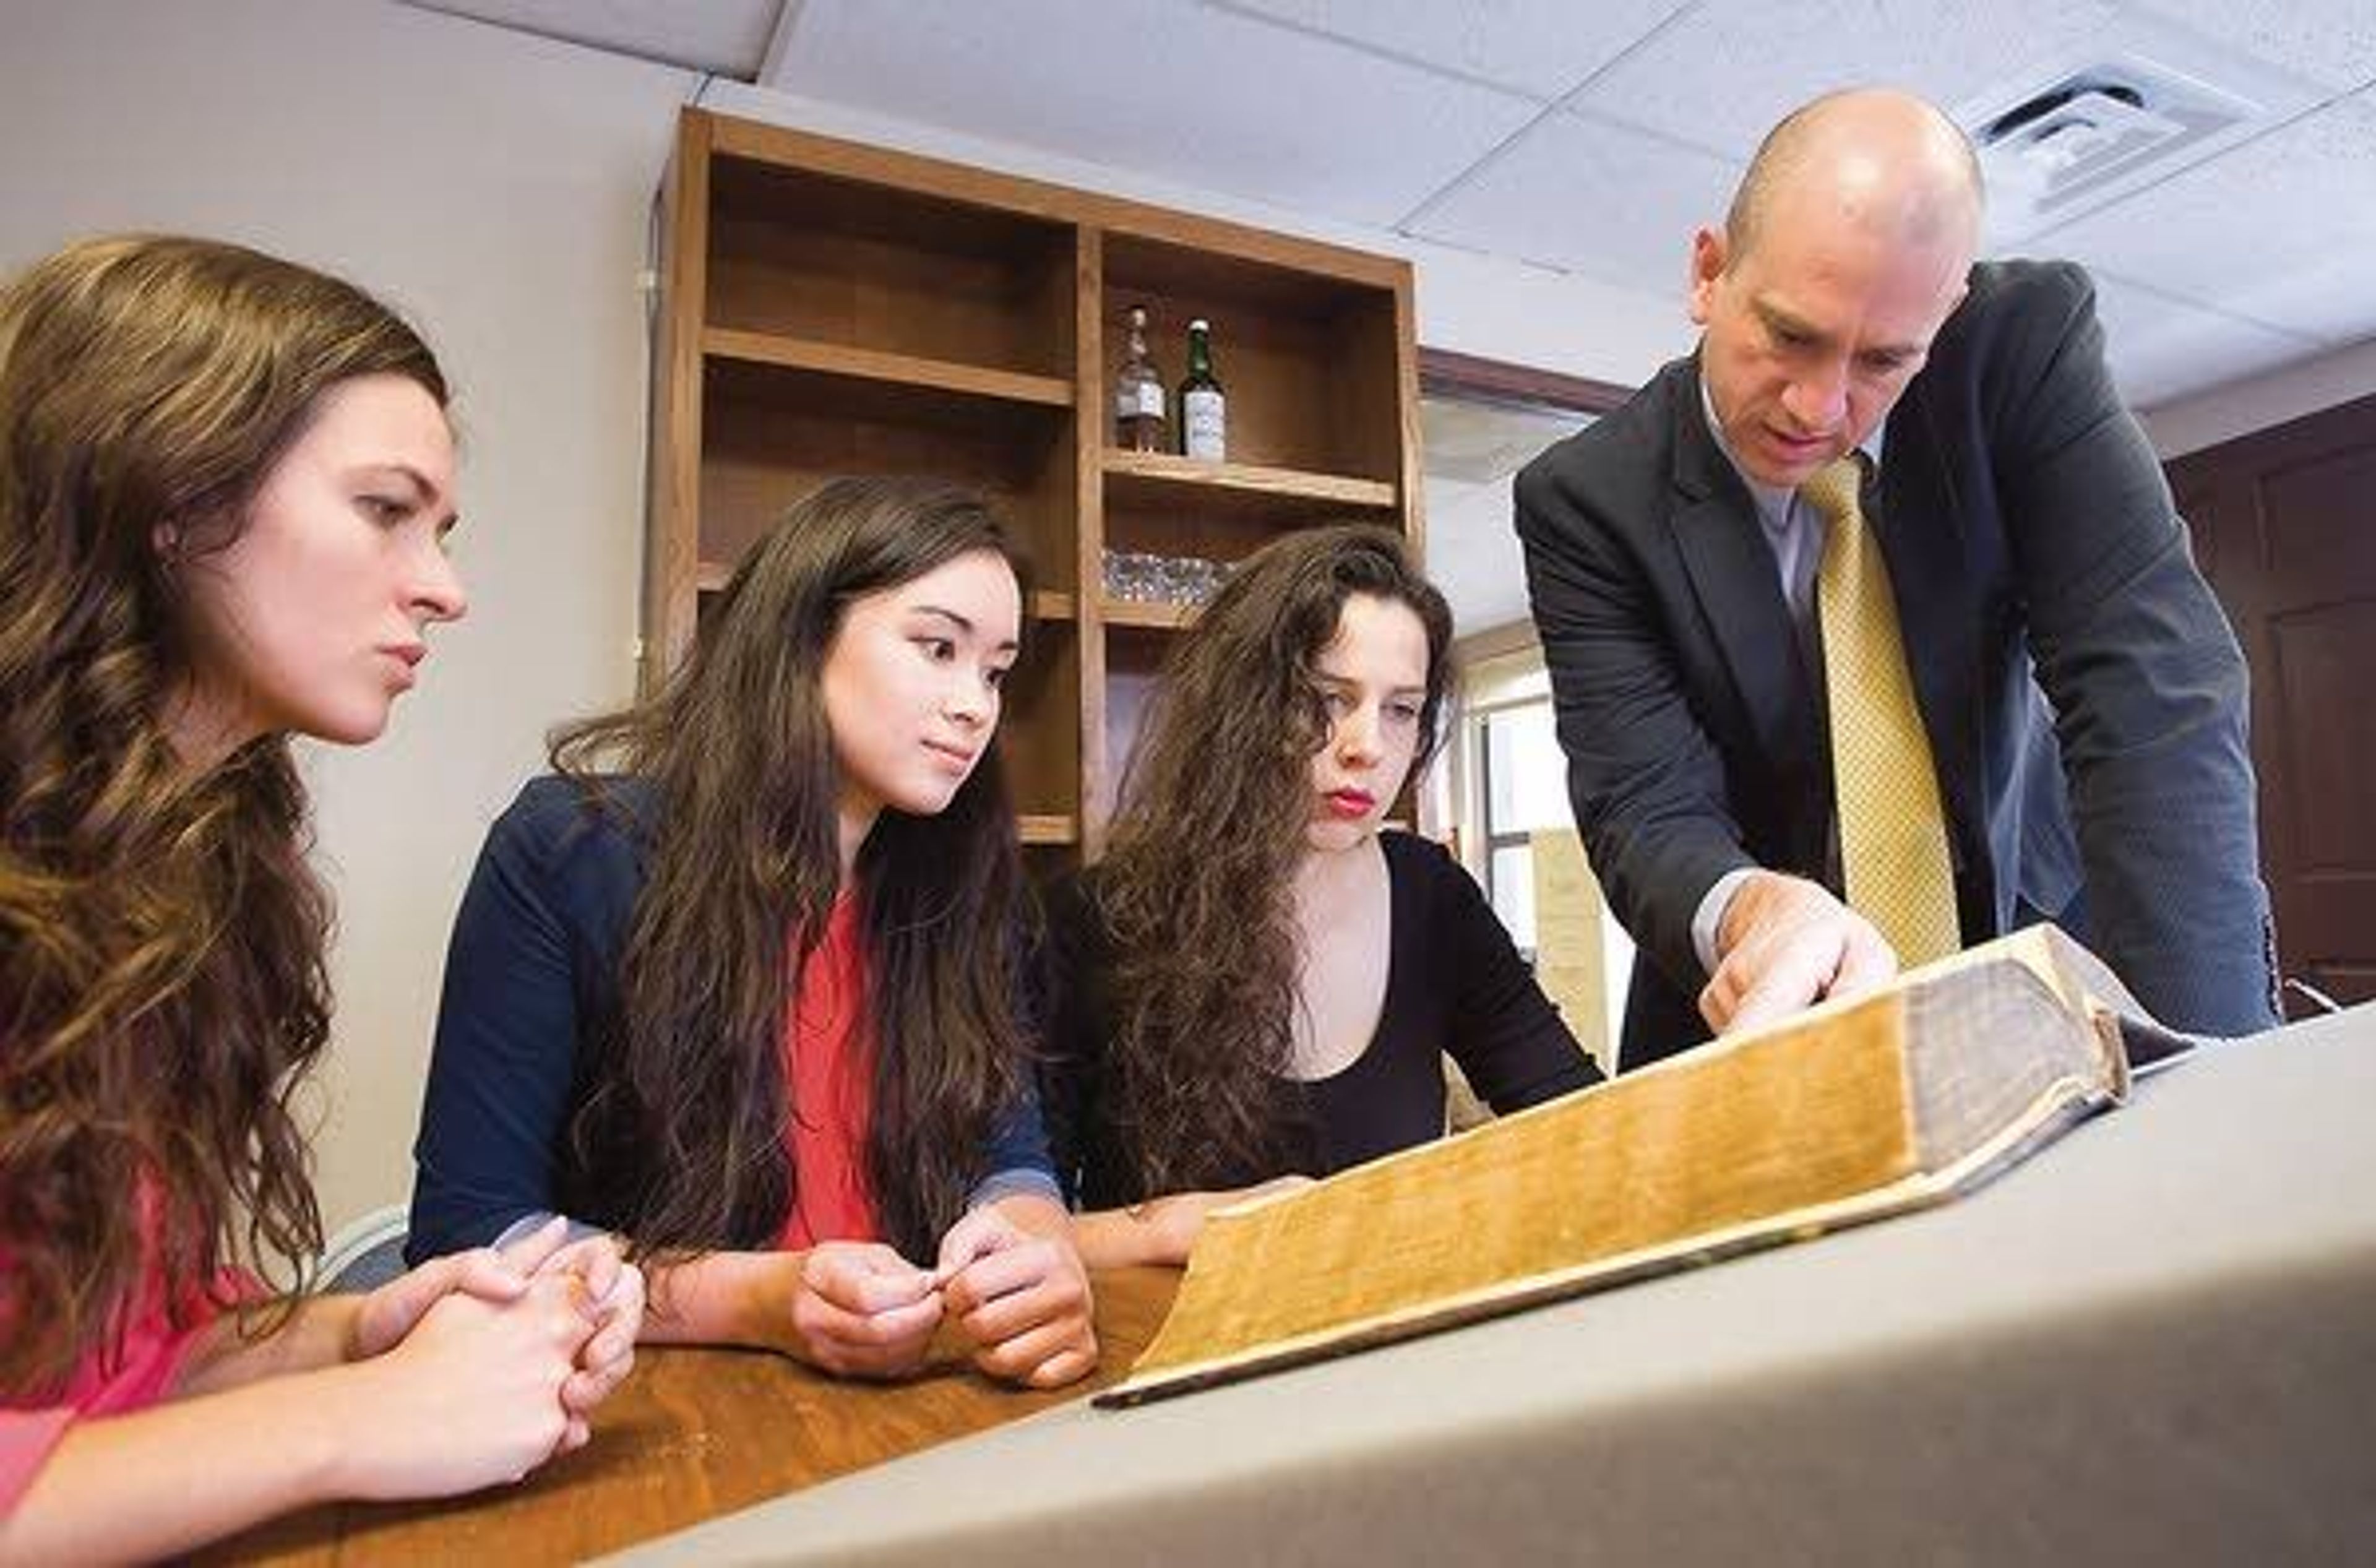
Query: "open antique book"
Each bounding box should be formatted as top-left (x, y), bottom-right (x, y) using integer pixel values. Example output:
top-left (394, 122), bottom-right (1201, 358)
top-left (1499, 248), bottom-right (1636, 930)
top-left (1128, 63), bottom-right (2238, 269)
top-left (1099, 924), bottom-right (2198, 1406)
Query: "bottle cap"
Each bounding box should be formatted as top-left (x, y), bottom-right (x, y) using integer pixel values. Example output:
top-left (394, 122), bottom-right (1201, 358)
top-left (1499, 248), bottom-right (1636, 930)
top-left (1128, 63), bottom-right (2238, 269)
top-left (1189, 317), bottom-right (1210, 331)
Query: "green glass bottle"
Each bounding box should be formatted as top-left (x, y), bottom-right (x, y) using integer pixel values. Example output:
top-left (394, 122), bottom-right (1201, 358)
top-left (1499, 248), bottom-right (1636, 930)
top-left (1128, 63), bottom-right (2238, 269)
top-left (1177, 317), bottom-right (1226, 462)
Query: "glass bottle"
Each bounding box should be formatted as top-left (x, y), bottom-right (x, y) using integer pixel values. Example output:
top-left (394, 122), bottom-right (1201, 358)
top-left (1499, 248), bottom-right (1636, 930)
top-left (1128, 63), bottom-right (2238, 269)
top-left (1178, 317), bottom-right (1226, 462)
top-left (1114, 304), bottom-right (1166, 452)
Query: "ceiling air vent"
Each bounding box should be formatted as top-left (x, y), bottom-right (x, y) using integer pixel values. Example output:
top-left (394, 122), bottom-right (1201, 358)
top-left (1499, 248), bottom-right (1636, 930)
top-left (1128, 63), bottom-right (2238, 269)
top-left (1955, 38), bottom-right (2320, 244)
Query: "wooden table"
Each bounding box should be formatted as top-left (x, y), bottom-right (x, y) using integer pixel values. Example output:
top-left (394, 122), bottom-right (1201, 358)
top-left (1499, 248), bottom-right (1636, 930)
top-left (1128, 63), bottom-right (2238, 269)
top-left (620, 1012), bottom-right (2376, 1566)
top-left (205, 1268), bottom-right (1181, 1566)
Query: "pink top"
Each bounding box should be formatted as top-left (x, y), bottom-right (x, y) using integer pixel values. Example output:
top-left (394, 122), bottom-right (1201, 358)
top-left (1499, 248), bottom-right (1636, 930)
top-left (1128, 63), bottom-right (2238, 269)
top-left (1, 1187), bottom-right (257, 1514)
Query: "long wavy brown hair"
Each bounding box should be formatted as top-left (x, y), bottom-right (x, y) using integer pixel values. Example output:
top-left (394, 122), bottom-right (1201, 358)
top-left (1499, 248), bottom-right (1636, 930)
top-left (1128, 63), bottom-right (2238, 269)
top-left (551, 478), bottom-right (1032, 1264)
top-left (0, 235), bottom-right (449, 1396)
top-left (1092, 524), bottom-right (1455, 1196)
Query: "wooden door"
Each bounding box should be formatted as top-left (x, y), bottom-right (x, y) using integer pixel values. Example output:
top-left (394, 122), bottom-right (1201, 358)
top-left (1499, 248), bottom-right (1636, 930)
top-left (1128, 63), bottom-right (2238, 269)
top-left (2169, 394), bottom-right (2376, 1015)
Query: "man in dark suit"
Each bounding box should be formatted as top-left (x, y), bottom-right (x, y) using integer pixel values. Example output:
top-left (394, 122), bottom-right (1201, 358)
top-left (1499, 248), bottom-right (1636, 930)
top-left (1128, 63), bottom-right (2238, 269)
top-left (1516, 87), bottom-right (2279, 1069)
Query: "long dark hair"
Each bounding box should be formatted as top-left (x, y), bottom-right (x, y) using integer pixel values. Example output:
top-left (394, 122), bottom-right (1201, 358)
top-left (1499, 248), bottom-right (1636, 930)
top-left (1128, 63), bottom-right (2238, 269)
top-left (1092, 524), bottom-right (1454, 1195)
top-left (552, 477), bottom-right (1031, 1263)
top-left (0, 235), bottom-right (449, 1395)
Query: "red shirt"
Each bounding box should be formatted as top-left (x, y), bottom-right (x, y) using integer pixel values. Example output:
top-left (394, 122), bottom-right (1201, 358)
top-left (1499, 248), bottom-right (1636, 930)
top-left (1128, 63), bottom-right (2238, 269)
top-left (1, 1182), bottom-right (259, 1514)
top-left (775, 892), bottom-right (883, 1249)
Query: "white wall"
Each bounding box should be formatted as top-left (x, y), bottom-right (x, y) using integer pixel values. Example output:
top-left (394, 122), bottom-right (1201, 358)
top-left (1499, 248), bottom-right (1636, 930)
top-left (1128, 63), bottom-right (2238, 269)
top-left (0, 0), bottom-right (691, 1239)
top-left (2141, 336), bottom-right (2376, 459)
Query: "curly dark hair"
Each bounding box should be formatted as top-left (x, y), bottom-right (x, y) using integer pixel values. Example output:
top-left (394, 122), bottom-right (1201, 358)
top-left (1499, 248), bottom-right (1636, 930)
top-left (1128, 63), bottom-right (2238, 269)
top-left (0, 235), bottom-right (449, 1396)
top-left (550, 477), bottom-right (1033, 1265)
top-left (1090, 524), bottom-right (1454, 1196)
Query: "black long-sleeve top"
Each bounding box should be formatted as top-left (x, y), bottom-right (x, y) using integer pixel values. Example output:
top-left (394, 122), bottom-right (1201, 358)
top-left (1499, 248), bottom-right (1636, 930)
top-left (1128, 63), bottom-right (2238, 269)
top-left (1039, 831), bottom-right (1602, 1209)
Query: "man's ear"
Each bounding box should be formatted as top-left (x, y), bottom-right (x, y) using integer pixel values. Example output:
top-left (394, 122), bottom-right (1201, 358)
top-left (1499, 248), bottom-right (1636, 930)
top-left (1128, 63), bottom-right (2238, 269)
top-left (1687, 227), bottom-right (1726, 327)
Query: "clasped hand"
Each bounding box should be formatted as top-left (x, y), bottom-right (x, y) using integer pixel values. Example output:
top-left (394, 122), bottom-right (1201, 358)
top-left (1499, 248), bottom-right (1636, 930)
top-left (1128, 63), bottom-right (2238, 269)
top-left (789, 1204), bottom-right (1095, 1389)
top-left (351, 1217), bottom-right (646, 1454)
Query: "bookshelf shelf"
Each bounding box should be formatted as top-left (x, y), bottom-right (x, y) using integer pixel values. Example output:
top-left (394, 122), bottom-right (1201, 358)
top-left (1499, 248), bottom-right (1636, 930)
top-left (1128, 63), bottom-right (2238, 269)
top-left (1016, 814), bottom-right (1079, 846)
top-left (1103, 449), bottom-right (1395, 515)
top-left (704, 327), bottom-right (1074, 409)
top-left (1099, 598), bottom-right (1200, 631)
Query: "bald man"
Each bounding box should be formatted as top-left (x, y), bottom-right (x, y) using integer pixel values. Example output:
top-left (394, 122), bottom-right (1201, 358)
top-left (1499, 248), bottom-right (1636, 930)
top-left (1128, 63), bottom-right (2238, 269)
top-left (1516, 88), bottom-right (2279, 1069)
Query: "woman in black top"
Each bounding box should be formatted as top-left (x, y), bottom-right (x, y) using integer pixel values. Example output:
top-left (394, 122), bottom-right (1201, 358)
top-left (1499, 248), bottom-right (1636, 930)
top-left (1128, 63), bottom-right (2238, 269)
top-left (1042, 526), bottom-right (1601, 1266)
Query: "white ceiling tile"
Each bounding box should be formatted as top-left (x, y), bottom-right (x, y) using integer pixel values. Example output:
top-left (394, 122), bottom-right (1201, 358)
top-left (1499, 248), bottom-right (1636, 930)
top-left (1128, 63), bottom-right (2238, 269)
top-left (1424, 473), bottom-right (1534, 634)
top-left (1407, 108), bottom-right (1739, 297)
top-left (2090, 274), bottom-right (2325, 407)
top-left (768, 0), bottom-right (1539, 228)
top-left (1569, 0), bottom-right (2122, 158)
top-left (2120, 0), bottom-right (2376, 93)
top-left (2041, 90), bottom-right (2376, 343)
top-left (400, 0), bottom-right (781, 75)
top-left (1212, 0), bottom-right (1694, 101)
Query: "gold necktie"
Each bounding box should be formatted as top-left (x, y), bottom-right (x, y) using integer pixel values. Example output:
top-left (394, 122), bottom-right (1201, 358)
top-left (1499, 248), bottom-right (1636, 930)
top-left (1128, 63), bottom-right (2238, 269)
top-left (1803, 457), bottom-right (1960, 965)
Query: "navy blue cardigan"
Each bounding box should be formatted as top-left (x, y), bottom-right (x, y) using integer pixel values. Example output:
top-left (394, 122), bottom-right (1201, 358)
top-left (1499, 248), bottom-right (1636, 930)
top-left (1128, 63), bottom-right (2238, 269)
top-left (406, 775), bottom-right (1058, 1263)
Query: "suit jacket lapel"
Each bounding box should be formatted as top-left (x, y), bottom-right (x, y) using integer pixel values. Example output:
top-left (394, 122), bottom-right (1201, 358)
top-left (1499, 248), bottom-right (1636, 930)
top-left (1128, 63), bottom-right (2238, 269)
top-left (1665, 361), bottom-right (1822, 795)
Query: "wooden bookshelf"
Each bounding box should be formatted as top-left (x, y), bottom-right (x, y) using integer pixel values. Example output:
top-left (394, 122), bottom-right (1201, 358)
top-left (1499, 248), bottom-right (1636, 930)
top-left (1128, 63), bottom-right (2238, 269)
top-left (647, 109), bottom-right (1421, 859)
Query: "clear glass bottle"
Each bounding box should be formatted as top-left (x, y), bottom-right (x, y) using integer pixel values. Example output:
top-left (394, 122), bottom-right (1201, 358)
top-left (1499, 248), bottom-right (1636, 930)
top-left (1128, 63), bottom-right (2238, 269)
top-left (1177, 317), bottom-right (1226, 462)
top-left (1114, 304), bottom-right (1166, 452)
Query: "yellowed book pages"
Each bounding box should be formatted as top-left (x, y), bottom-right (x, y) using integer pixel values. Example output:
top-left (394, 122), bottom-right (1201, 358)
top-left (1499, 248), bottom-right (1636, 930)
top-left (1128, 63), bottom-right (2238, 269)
top-left (1100, 925), bottom-right (2158, 1406)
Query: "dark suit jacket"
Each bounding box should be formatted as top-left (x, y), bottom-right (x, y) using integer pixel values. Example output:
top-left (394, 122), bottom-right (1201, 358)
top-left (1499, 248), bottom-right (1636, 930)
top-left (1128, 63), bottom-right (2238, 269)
top-left (1516, 259), bottom-right (2279, 1067)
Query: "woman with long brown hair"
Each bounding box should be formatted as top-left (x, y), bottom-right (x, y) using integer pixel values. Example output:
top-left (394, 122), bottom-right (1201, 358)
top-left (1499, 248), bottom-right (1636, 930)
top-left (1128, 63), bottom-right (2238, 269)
top-left (409, 476), bottom-right (1096, 1387)
top-left (0, 235), bottom-right (640, 1562)
top-left (1042, 525), bottom-right (1603, 1266)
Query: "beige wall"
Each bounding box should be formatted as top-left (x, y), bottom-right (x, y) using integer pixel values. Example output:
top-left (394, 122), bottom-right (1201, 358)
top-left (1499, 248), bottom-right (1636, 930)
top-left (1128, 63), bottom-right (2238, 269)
top-left (0, 0), bottom-right (691, 1236)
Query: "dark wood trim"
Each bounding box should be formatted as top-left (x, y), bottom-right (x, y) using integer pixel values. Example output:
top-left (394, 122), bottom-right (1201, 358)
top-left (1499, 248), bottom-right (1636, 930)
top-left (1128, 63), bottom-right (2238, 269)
top-left (2164, 389), bottom-right (2376, 490)
top-left (1418, 346), bottom-right (1632, 418)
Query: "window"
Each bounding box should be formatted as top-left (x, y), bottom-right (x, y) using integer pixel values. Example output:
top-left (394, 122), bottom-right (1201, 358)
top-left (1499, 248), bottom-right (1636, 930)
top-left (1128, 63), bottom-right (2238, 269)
top-left (1453, 652), bottom-right (1637, 1065)
top-left (1420, 347), bottom-right (1638, 1061)
top-left (1473, 683), bottom-right (1567, 950)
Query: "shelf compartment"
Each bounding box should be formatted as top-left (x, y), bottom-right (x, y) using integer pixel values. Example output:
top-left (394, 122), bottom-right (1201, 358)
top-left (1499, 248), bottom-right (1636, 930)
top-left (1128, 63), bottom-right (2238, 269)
top-left (707, 153), bottom-right (1074, 382)
top-left (1101, 233), bottom-right (1403, 481)
top-left (1102, 449), bottom-right (1396, 564)
top-left (697, 356), bottom-right (1073, 585)
top-left (1001, 621), bottom-right (1081, 834)
top-left (705, 328), bottom-right (1072, 409)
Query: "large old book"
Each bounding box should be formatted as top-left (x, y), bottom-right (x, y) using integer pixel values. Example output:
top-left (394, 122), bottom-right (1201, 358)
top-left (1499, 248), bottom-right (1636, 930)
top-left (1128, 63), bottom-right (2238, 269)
top-left (1100, 924), bottom-right (2193, 1406)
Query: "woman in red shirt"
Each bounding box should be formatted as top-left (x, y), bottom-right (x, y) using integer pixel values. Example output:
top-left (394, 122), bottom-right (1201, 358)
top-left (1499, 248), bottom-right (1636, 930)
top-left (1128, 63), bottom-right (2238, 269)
top-left (0, 236), bottom-right (640, 1562)
top-left (410, 478), bottom-right (1096, 1388)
